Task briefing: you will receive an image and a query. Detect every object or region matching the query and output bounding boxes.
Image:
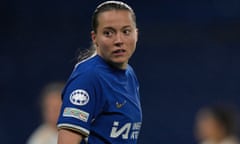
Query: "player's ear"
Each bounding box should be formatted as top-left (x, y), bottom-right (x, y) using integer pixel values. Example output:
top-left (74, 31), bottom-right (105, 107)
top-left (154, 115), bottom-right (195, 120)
top-left (91, 31), bottom-right (98, 47)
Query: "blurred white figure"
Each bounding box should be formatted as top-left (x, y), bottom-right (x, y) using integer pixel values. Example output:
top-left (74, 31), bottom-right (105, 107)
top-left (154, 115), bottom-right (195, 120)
top-left (195, 105), bottom-right (240, 144)
top-left (26, 82), bottom-right (64, 144)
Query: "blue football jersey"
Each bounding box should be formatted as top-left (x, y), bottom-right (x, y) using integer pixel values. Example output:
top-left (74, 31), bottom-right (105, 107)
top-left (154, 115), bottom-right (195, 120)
top-left (57, 55), bottom-right (142, 144)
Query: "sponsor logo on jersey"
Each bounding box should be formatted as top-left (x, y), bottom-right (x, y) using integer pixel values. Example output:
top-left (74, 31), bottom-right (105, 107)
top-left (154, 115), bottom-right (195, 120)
top-left (69, 89), bottom-right (89, 106)
top-left (63, 107), bottom-right (89, 122)
top-left (110, 121), bottom-right (142, 140)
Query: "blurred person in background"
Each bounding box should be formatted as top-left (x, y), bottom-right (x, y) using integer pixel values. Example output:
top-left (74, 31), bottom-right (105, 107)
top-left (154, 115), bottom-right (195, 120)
top-left (26, 82), bottom-right (65, 144)
top-left (195, 105), bottom-right (240, 144)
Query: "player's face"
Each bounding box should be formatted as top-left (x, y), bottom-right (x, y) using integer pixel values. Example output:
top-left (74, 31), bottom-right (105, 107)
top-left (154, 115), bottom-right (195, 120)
top-left (92, 10), bottom-right (138, 69)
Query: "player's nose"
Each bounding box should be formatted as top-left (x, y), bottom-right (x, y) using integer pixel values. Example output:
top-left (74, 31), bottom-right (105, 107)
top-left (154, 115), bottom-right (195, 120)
top-left (114, 33), bottom-right (123, 47)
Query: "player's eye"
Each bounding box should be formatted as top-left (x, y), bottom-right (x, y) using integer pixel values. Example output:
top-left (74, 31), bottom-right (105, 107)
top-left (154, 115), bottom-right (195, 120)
top-left (123, 29), bottom-right (131, 35)
top-left (103, 31), bottom-right (114, 37)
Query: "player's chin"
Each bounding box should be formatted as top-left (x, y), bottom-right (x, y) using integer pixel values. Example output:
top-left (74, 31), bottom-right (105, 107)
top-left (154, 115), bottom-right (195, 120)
top-left (111, 56), bottom-right (129, 64)
top-left (109, 57), bottom-right (128, 68)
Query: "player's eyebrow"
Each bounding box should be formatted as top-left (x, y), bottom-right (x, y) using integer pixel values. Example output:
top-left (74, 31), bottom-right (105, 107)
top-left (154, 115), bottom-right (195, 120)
top-left (103, 27), bottom-right (116, 32)
top-left (121, 25), bottom-right (132, 30)
top-left (103, 25), bottom-right (133, 31)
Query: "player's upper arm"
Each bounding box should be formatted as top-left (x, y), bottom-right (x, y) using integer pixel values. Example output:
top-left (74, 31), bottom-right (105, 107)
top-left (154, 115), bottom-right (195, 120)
top-left (58, 129), bottom-right (83, 144)
top-left (57, 68), bottom-right (105, 138)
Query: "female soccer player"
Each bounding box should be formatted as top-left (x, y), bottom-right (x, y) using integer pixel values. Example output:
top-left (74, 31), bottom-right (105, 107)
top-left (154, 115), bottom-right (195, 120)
top-left (57, 1), bottom-right (142, 144)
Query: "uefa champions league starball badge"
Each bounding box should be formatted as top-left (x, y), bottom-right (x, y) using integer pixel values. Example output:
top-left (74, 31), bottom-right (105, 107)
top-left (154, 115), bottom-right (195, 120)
top-left (69, 89), bottom-right (90, 106)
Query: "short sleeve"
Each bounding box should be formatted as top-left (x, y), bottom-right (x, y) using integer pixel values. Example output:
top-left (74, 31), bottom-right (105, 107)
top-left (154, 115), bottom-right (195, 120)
top-left (57, 70), bottom-right (104, 137)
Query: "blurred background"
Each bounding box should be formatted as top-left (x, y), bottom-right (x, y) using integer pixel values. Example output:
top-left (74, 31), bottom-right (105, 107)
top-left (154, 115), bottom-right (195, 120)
top-left (1, 0), bottom-right (240, 143)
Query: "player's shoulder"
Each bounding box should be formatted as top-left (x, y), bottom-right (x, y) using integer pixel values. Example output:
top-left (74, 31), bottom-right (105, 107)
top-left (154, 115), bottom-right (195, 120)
top-left (70, 55), bottom-right (107, 79)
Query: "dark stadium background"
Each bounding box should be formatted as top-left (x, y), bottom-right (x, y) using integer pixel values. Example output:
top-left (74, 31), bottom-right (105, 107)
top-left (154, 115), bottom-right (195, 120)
top-left (1, 0), bottom-right (240, 143)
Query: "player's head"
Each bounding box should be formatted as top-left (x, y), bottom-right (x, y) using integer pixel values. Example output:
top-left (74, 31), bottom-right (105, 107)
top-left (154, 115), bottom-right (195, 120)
top-left (40, 82), bottom-right (64, 128)
top-left (91, 1), bottom-right (138, 69)
top-left (195, 105), bottom-right (239, 142)
top-left (92, 1), bottom-right (136, 33)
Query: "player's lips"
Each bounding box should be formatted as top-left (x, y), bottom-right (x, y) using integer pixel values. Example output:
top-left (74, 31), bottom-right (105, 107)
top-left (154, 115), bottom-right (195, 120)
top-left (112, 49), bottom-right (126, 56)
